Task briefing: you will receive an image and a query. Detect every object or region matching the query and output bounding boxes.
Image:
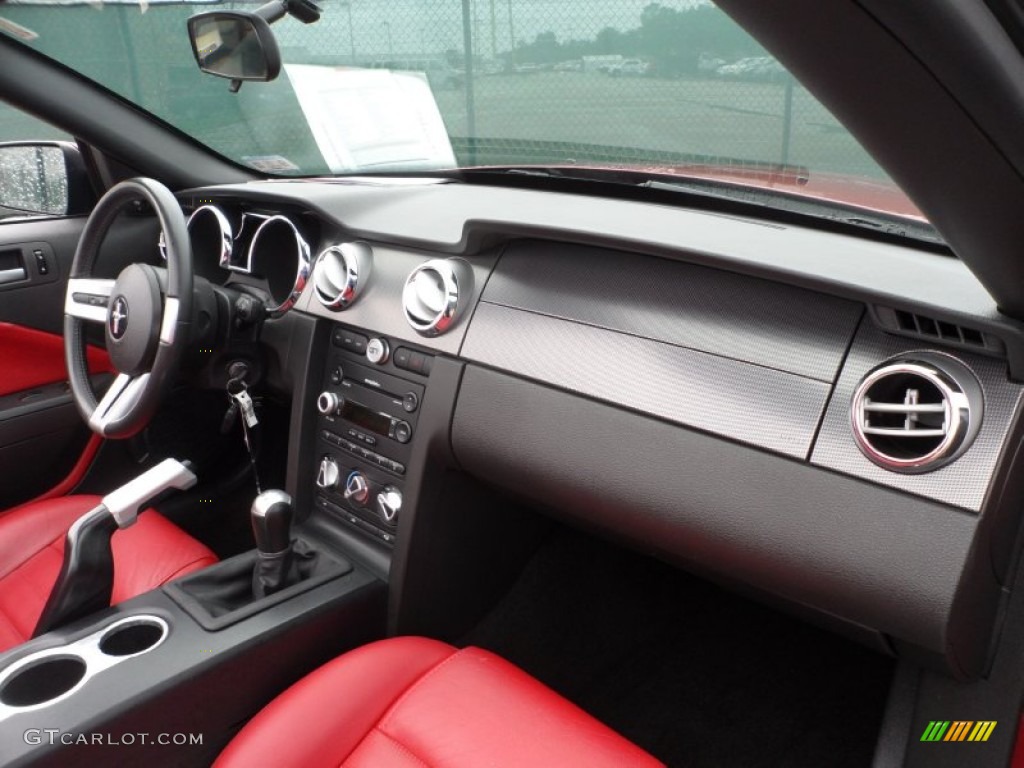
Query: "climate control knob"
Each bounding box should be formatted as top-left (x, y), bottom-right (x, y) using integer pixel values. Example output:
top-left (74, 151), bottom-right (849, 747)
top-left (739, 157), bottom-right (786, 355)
top-left (317, 391), bottom-right (343, 416)
top-left (316, 456), bottom-right (340, 490)
top-left (376, 485), bottom-right (402, 525)
top-left (344, 470), bottom-right (370, 506)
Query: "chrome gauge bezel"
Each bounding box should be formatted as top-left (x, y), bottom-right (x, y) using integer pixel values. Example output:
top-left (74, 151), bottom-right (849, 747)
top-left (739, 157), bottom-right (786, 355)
top-left (247, 214), bottom-right (311, 318)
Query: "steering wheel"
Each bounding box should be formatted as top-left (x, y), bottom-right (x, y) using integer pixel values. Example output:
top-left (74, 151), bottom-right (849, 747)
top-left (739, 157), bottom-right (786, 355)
top-left (64, 178), bottom-right (193, 439)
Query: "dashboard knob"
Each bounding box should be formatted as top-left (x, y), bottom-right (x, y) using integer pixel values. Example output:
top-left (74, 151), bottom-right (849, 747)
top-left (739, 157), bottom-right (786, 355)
top-left (376, 485), bottom-right (402, 525)
top-left (317, 391), bottom-right (343, 415)
top-left (344, 470), bottom-right (370, 505)
top-left (366, 337), bottom-right (389, 365)
top-left (316, 456), bottom-right (340, 490)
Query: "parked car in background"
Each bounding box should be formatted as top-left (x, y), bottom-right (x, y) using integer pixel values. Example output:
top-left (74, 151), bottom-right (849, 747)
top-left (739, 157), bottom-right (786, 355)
top-left (716, 55), bottom-right (785, 81)
top-left (607, 58), bottom-right (651, 76)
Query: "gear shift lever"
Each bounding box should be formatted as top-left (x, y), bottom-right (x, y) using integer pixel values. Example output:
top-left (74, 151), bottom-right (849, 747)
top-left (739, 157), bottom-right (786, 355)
top-left (251, 490), bottom-right (294, 597)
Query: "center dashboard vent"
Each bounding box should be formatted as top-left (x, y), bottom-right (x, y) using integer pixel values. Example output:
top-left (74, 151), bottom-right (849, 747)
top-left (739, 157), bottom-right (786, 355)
top-left (402, 258), bottom-right (474, 336)
top-left (850, 355), bottom-right (982, 473)
top-left (313, 242), bottom-right (373, 310)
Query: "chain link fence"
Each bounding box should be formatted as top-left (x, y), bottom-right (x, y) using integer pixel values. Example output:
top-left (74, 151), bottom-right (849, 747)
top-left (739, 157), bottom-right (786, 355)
top-left (1, 0), bottom-right (887, 180)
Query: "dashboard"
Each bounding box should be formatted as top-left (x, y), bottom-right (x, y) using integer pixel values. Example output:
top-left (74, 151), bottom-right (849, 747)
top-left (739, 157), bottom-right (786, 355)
top-left (176, 177), bottom-right (1024, 681)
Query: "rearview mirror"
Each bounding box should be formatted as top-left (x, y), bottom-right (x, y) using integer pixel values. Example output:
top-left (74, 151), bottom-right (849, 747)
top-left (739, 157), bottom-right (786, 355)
top-left (187, 12), bottom-right (282, 84)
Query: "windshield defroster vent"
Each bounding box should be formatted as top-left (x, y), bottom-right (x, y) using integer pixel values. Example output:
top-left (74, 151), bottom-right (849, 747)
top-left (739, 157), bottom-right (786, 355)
top-left (873, 306), bottom-right (1003, 355)
top-left (851, 355), bottom-right (982, 473)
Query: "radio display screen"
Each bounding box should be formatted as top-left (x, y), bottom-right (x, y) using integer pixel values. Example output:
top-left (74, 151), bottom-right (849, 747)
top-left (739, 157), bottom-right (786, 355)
top-left (340, 399), bottom-right (391, 437)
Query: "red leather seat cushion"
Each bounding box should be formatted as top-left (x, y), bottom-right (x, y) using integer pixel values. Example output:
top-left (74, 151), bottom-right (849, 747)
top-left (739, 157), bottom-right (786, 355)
top-left (0, 495), bottom-right (217, 653)
top-left (216, 636), bottom-right (664, 768)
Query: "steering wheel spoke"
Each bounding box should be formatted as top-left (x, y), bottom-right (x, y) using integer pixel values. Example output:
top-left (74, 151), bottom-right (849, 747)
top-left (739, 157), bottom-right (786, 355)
top-left (64, 278), bottom-right (115, 323)
top-left (88, 372), bottom-right (151, 435)
top-left (64, 177), bottom-right (193, 439)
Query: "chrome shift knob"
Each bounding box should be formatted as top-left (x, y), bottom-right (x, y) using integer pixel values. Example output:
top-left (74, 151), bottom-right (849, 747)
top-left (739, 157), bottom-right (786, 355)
top-left (251, 489), bottom-right (293, 555)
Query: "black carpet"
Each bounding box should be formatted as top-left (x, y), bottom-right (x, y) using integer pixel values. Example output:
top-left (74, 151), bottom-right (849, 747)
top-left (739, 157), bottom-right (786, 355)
top-left (463, 528), bottom-right (894, 768)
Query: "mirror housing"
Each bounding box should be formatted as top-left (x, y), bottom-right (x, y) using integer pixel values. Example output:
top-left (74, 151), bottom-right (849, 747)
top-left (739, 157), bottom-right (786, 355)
top-left (187, 12), bottom-right (282, 84)
top-left (0, 141), bottom-right (95, 221)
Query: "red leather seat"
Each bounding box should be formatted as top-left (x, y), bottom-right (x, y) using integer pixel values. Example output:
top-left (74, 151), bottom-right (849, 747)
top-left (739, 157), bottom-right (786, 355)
top-left (216, 636), bottom-right (664, 768)
top-left (0, 495), bottom-right (217, 653)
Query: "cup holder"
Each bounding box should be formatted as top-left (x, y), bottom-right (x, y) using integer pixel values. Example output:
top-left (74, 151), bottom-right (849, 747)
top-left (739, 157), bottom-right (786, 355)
top-left (99, 617), bottom-right (168, 657)
top-left (0, 614), bottom-right (170, 717)
top-left (0, 655), bottom-right (87, 708)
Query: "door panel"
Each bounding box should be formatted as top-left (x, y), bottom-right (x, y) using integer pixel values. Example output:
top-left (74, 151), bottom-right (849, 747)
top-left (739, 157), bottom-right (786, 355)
top-left (0, 214), bottom-right (102, 509)
top-left (0, 322), bottom-right (110, 397)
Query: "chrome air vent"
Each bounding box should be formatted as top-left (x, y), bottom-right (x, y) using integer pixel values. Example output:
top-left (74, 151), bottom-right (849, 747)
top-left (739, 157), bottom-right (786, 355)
top-left (402, 258), bottom-right (474, 336)
top-left (313, 242), bottom-right (373, 310)
top-left (851, 355), bottom-right (982, 473)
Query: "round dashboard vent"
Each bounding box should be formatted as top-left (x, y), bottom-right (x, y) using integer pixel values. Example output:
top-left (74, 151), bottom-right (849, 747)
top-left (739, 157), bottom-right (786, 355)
top-left (850, 355), bottom-right (982, 473)
top-left (313, 242), bottom-right (373, 310)
top-left (402, 258), bottom-right (474, 336)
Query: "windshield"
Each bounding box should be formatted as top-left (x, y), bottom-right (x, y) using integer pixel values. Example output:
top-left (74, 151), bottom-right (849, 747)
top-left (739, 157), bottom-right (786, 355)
top-left (0, 0), bottom-right (928, 226)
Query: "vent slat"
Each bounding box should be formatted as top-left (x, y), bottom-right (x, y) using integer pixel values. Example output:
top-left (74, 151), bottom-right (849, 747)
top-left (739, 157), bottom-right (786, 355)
top-left (862, 402), bottom-right (946, 414)
top-left (861, 427), bottom-right (947, 437)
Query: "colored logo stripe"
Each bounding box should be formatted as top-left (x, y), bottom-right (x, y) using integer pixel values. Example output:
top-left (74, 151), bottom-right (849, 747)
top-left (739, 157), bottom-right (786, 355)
top-left (921, 721), bottom-right (950, 741)
top-left (969, 722), bottom-right (997, 742)
top-left (920, 721), bottom-right (996, 742)
top-left (944, 722), bottom-right (972, 741)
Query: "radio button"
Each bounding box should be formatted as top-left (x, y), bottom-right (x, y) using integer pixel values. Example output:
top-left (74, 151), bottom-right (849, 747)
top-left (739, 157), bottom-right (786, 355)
top-left (402, 392), bottom-right (419, 413)
top-left (394, 420), bottom-right (412, 444)
top-left (317, 391), bottom-right (343, 416)
top-left (330, 366), bottom-right (344, 385)
top-left (366, 337), bottom-right (390, 365)
top-left (393, 346), bottom-right (413, 370)
top-left (333, 328), bottom-right (368, 354)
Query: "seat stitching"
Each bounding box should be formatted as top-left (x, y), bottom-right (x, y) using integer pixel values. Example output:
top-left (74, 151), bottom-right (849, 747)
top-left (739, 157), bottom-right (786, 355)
top-left (340, 727), bottom-right (433, 768)
top-left (333, 645), bottom-right (462, 765)
top-left (377, 648), bottom-right (465, 731)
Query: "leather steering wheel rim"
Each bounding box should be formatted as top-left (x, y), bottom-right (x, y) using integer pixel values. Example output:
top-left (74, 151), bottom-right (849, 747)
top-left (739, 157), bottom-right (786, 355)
top-left (64, 177), bottom-right (193, 439)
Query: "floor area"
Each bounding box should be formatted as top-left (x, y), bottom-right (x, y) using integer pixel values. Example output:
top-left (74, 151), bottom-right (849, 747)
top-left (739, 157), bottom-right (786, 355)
top-left (464, 527), bottom-right (894, 767)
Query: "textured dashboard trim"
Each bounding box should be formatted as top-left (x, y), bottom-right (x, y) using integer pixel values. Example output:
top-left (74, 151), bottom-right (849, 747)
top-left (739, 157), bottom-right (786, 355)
top-left (452, 366), bottom-right (976, 656)
top-left (812, 321), bottom-right (1023, 511)
top-left (482, 241), bottom-right (862, 382)
top-left (462, 302), bottom-right (831, 458)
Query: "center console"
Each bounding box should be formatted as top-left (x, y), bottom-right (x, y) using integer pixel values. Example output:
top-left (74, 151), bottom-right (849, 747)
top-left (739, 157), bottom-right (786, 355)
top-left (312, 325), bottom-right (434, 546)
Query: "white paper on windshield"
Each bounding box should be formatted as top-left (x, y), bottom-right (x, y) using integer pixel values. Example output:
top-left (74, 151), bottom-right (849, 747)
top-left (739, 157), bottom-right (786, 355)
top-left (285, 64), bottom-right (456, 173)
top-left (0, 16), bottom-right (38, 41)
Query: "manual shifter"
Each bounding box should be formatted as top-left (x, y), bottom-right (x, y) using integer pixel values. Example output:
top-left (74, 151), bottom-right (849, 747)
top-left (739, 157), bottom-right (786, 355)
top-left (251, 489), bottom-right (295, 598)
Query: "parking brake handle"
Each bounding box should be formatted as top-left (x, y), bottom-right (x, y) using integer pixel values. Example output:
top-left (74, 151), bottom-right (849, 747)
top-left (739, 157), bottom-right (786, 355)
top-left (33, 459), bottom-right (197, 638)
